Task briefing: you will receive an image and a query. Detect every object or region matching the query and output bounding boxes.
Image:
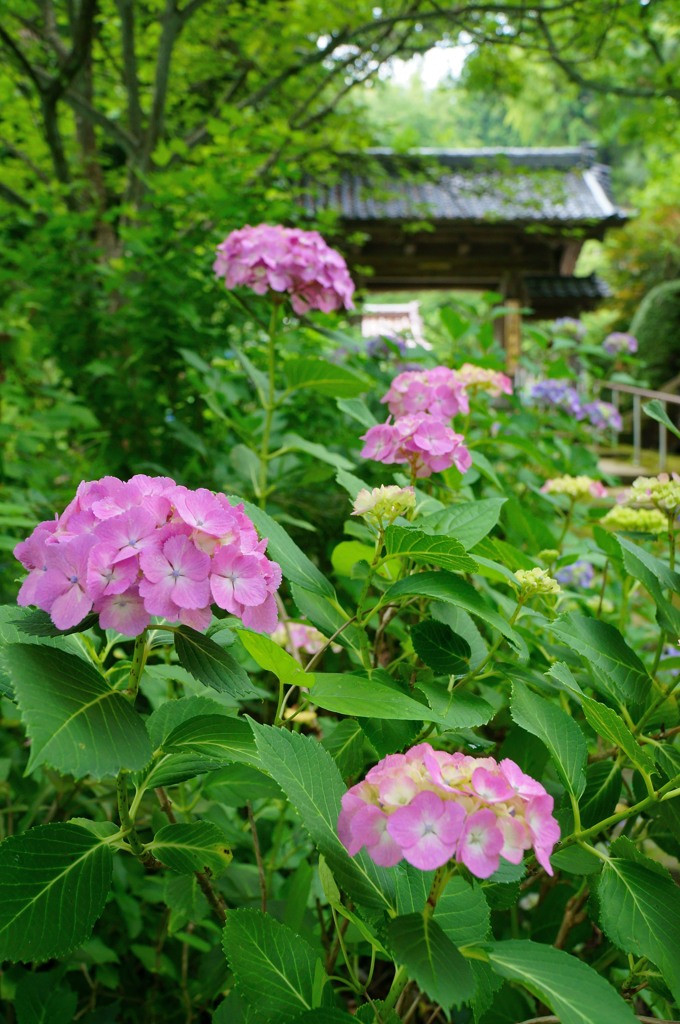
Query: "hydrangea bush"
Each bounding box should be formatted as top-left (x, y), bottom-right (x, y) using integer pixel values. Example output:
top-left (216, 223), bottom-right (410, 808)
top-left (1, 228), bottom-right (680, 1024)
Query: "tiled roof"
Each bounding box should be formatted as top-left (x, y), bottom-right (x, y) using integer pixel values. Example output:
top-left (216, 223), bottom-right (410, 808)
top-left (304, 147), bottom-right (626, 225)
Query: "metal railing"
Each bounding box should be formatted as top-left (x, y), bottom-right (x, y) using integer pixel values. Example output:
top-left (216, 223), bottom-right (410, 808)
top-left (599, 381), bottom-right (680, 471)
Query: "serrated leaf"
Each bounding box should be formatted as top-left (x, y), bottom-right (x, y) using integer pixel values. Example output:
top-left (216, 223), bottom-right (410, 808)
top-left (616, 534), bottom-right (680, 633)
top-left (150, 822), bottom-right (232, 874)
top-left (174, 626), bottom-right (257, 700)
top-left (13, 609), bottom-right (99, 637)
top-left (419, 498), bottom-right (506, 550)
top-left (251, 723), bottom-right (397, 911)
top-left (0, 823), bottom-right (113, 962)
top-left (550, 614), bottom-right (651, 709)
top-left (411, 619), bottom-right (471, 674)
top-left (384, 526), bottom-right (477, 572)
top-left (597, 857), bottom-right (680, 1004)
top-left (5, 645), bottom-right (151, 778)
top-left (414, 681), bottom-right (494, 730)
top-left (485, 939), bottom-right (638, 1024)
top-left (229, 496), bottom-right (335, 598)
top-left (511, 682), bottom-right (587, 798)
top-left (222, 908), bottom-right (329, 1021)
top-left (310, 673), bottom-right (432, 721)
top-left (434, 876), bottom-right (491, 946)
top-left (163, 714), bottom-right (259, 765)
top-left (387, 914), bottom-right (475, 1011)
top-left (14, 969), bottom-right (77, 1024)
top-left (236, 628), bottom-right (310, 686)
top-left (383, 572), bottom-right (526, 656)
top-left (580, 694), bottom-right (655, 774)
top-left (284, 357), bottom-right (368, 398)
top-left (146, 694), bottom-right (233, 747)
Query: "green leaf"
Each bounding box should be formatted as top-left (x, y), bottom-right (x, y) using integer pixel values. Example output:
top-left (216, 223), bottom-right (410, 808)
top-left (284, 357), bottom-right (368, 398)
top-left (387, 914), bottom-right (475, 1011)
top-left (336, 397), bottom-right (378, 430)
top-left (383, 526), bottom-right (477, 572)
top-left (280, 432), bottom-right (356, 472)
top-left (434, 876), bottom-right (491, 946)
top-left (146, 694), bottom-right (233, 747)
top-left (0, 605), bottom-right (88, 700)
top-left (643, 398), bottom-right (680, 441)
top-left (485, 939), bottom-right (638, 1024)
top-left (236, 628), bottom-right (310, 686)
top-left (5, 645), bottom-right (151, 778)
top-left (597, 857), bottom-right (680, 1004)
top-left (550, 613), bottom-right (651, 709)
top-left (384, 572), bottom-right (526, 656)
top-left (251, 723), bottom-right (397, 911)
top-left (0, 823), bottom-right (113, 962)
top-left (331, 540), bottom-right (375, 578)
top-left (511, 682), bottom-right (587, 798)
top-left (580, 694), bottom-right (655, 774)
top-left (290, 584), bottom-right (361, 652)
top-left (230, 497), bottom-right (335, 598)
top-left (411, 619), bottom-right (471, 674)
top-left (616, 534), bottom-right (680, 633)
top-left (419, 498), bottom-right (506, 550)
top-left (13, 608), bottom-right (99, 637)
top-left (174, 626), bottom-right (257, 700)
top-left (14, 969), bottom-right (77, 1024)
top-left (150, 822), bottom-right (232, 875)
top-left (309, 673), bottom-right (432, 721)
top-left (414, 681), bottom-right (494, 730)
top-left (222, 908), bottom-right (328, 1021)
top-left (163, 714), bottom-right (259, 766)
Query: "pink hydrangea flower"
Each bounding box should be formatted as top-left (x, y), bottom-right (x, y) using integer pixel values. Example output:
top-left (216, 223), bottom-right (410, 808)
top-left (338, 743), bottom-right (560, 878)
top-left (14, 476), bottom-right (282, 638)
top-left (361, 413), bottom-right (471, 478)
top-left (382, 368), bottom-right (469, 420)
top-left (213, 224), bottom-right (355, 314)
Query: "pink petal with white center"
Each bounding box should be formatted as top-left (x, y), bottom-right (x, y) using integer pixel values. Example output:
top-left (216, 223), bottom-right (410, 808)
top-left (471, 767), bottom-right (515, 803)
top-left (387, 791), bottom-right (465, 870)
top-left (350, 805), bottom-right (403, 866)
top-left (87, 544), bottom-right (139, 599)
top-left (50, 584), bottom-right (93, 630)
top-left (172, 486), bottom-right (237, 537)
top-left (500, 758), bottom-right (547, 799)
top-left (138, 576), bottom-right (180, 619)
top-left (498, 815), bottom-right (531, 864)
top-left (378, 772), bottom-right (418, 808)
top-left (171, 574), bottom-right (211, 610)
top-left (458, 809), bottom-right (504, 879)
top-left (97, 588), bottom-right (150, 637)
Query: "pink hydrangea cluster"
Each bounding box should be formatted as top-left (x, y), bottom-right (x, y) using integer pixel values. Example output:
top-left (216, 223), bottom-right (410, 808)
top-left (382, 367), bottom-right (470, 420)
top-left (452, 363), bottom-right (513, 397)
top-left (338, 743), bottom-right (560, 878)
top-left (213, 224), bottom-right (355, 315)
top-left (271, 621), bottom-right (340, 656)
top-left (360, 414), bottom-right (471, 479)
top-left (14, 475), bottom-right (282, 638)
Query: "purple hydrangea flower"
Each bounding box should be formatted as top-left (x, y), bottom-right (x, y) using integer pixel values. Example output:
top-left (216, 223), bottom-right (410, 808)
top-left (555, 561), bottom-right (595, 588)
top-left (603, 332), bottom-right (638, 356)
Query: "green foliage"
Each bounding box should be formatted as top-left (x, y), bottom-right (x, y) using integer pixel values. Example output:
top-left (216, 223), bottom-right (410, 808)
top-left (630, 279), bottom-right (680, 389)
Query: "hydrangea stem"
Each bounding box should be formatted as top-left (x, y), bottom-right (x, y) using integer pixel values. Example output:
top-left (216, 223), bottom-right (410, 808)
top-left (258, 301), bottom-right (281, 509)
top-left (125, 629), bottom-right (149, 702)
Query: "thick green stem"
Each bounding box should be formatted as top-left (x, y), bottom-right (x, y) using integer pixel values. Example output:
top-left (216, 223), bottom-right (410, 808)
top-left (382, 964), bottom-right (410, 1014)
top-left (116, 771), bottom-right (145, 856)
top-left (258, 302), bottom-right (281, 509)
top-left (126, 629), bottom-right (149, 701)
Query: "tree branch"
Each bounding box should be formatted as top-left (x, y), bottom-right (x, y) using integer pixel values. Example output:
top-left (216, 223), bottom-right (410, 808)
top-left (0, 182), bottom-right (32, 211)
top-left (115, 0), bottom-right (144, 138)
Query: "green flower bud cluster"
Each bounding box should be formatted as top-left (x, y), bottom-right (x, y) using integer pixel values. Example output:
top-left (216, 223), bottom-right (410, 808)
top-left (600, 505), bottom-right (668, 534)
top-left (514, 567), bottom-right (561, 597)
top-left (352, 485), bottom-right (416, 528)
top-left (541, 475), bottom-right (607, 501)
top-left (623, 474), bottom-right (680, 517)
